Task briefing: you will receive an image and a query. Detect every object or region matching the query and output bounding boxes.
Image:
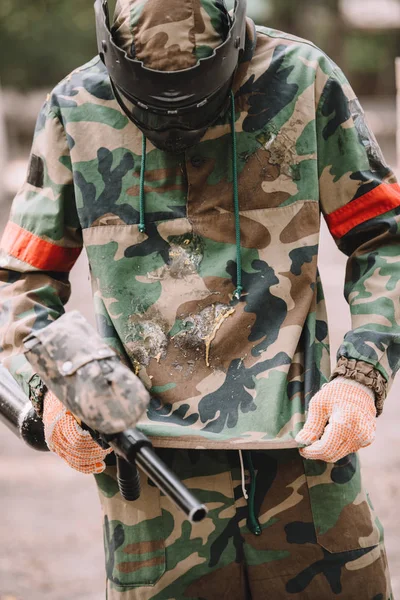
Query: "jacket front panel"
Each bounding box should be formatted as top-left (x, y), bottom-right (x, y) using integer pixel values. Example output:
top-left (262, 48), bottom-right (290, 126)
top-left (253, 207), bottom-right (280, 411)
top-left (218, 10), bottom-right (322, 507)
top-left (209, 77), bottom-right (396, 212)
top-left (65, 30), bottom-right (328, 447)
top-left (1, 26), bottom-right (399, 447)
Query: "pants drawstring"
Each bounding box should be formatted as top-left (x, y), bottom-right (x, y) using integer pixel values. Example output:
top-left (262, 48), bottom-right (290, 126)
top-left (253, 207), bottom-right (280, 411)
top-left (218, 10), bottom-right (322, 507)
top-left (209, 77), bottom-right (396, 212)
top-left (238, 450), bottom-right (249, 500)
top-left (238, 450), bottom-right (262, 536)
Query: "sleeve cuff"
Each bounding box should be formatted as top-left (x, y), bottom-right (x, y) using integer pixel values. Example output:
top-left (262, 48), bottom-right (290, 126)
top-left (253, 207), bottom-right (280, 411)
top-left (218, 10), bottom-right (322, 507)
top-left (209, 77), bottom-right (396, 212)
top-left (330, 357), bottom-right (387, 416)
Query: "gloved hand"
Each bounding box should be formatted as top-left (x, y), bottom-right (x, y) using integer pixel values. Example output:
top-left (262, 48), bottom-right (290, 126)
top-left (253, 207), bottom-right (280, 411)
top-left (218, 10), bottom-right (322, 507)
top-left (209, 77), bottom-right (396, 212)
top-left (295, 377), bottom-right (377, 463)
top-left (43, 390), bottom-right (113, 474)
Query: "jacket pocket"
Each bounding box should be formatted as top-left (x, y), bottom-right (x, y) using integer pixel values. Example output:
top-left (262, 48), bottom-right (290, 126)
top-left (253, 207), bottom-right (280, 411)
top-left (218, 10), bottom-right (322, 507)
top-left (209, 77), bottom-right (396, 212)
top-left (303, 452), bottom-right (382, 553)
top-left (95, 465), bottom-right (166, 587)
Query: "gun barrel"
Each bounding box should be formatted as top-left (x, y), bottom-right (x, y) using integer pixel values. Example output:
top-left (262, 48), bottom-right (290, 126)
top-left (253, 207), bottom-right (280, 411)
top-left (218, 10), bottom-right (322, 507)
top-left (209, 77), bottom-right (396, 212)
top-left (107, 428), bottom-right (207, 523)
top-left (136, 445), bottom-right (208, 523)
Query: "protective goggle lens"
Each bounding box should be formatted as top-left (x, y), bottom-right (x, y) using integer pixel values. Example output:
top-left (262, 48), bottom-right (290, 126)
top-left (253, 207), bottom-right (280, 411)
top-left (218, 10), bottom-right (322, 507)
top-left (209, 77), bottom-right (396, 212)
top-left (116, 79), bottom-right (232, 133)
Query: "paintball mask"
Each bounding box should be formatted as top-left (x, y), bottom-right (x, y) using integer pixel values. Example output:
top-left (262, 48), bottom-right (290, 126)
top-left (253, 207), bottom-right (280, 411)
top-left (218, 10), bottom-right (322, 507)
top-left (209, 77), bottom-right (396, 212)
top-left (94, 0), bottom-right (247, 153)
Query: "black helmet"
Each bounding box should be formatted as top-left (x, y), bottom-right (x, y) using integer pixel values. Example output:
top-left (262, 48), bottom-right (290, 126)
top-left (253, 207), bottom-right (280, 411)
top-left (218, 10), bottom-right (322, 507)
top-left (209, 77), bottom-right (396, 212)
top-left (94, 0), bottom-right (247, 152)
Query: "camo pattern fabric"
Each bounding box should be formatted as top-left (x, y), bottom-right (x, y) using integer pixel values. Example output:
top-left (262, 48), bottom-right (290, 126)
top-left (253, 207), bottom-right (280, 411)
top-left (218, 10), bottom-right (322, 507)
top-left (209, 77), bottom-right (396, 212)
top-left (24, 311), bottom-right (150, 434)
top-left (95, 449), bottom-right (393, 599)
top-left (112, 0), bottom-right (227, 69)
top-left (1, 22), bottom-right (400, 447)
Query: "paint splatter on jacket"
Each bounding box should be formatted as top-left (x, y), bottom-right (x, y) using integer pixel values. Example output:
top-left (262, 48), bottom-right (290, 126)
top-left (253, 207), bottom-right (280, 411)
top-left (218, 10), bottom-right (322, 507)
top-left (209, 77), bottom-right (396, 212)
top-left (1, 22), bottom-right (399, 448)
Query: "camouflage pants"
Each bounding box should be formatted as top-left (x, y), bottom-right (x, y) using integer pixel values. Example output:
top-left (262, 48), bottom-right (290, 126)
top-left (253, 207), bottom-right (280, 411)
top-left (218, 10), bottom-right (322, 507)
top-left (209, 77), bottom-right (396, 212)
top-left (94, 449), bottom-right (393, 599)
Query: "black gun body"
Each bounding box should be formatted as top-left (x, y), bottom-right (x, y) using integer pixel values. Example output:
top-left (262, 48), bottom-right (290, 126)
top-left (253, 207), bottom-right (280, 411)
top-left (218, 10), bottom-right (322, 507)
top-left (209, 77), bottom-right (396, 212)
top-left (0, 363), bottom-right (48, 451)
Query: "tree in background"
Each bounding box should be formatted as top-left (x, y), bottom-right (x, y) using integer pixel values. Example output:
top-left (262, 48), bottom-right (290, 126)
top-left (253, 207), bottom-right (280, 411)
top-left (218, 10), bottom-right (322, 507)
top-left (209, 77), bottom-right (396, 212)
top-left (0, 0), bottom-right (95, 89)
top-left (0, 0), bottom-right (399, 95)
top-left (270, 0), bottom-right (344, 68)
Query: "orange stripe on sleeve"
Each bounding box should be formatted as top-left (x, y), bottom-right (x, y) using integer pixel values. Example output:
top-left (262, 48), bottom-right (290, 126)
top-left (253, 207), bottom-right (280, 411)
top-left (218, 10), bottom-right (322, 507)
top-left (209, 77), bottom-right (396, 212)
top-left (0, 221), bottom-right (81, 272)
top-left (325, 182), bottom-right (400, 239)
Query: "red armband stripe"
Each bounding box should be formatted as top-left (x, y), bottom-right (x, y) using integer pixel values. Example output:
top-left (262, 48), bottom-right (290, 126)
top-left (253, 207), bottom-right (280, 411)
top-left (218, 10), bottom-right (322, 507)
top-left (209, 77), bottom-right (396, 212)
top-left (0, 221), bottom-right (81, 272)
top-left (326, 182), bottom-right (400, 239)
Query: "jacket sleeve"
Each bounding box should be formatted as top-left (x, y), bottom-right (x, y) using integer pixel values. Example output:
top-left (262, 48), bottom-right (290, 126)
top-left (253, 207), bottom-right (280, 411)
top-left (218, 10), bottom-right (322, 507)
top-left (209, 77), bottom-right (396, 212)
top-left (0, 99), bottom-right (82, 415)
top-left (316, 67), bottom-right (400, 414)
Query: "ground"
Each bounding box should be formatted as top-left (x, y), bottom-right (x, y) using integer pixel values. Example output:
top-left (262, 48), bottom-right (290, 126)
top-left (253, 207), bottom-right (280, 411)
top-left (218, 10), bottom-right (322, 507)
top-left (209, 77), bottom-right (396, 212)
top-left (0, 133), bottom-right (399, 599)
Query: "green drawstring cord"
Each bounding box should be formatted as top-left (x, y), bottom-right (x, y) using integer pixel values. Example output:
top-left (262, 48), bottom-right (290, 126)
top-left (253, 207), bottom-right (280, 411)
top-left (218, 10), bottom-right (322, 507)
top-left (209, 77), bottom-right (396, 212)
top-left (138, 96), bottom-right (243, 298)
top-left (244, 450), bottom-right (262, 536)
top-left (138, 133), bottom-right (147, 233)
top-left (230, 90), bottom-right (243, 301)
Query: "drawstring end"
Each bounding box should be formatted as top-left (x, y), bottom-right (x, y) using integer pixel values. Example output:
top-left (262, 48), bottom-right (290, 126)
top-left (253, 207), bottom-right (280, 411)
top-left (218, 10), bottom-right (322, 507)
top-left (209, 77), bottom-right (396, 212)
top-left (230, 90), bottom-right (244, 300)
top-left (233, 285), bottom-right (243, 300)
top-left (242, 450), bottom-right (262, 536)
top-left (238, 450), bottom-right (262, 536)
top-left (238, 450), bottom-right (249, 500)
top-left (139, 134), bottom-right (147, 233)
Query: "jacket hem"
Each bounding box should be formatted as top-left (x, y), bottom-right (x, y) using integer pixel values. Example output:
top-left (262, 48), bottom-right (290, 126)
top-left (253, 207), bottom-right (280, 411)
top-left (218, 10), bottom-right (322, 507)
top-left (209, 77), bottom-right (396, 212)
top-left (147, 436), bottom-right (301, 450)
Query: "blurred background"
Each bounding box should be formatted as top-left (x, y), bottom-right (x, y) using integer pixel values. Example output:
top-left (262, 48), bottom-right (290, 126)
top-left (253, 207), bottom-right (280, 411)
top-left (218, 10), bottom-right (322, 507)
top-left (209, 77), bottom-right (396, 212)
top-left (0, 1), bottom-right (400, 599)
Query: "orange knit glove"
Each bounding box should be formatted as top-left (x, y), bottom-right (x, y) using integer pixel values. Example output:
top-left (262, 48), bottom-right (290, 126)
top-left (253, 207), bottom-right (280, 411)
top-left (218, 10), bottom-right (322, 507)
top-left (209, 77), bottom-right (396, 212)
top-left (43, 390), bottom-right (113, 474)
top-left (295, 377), bottom-right (377, 462)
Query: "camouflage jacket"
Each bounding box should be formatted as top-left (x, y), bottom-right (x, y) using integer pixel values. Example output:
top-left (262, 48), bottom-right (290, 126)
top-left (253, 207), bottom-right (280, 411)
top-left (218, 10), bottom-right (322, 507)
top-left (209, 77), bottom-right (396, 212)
top-left (1, 22), bottom-right (400, 449)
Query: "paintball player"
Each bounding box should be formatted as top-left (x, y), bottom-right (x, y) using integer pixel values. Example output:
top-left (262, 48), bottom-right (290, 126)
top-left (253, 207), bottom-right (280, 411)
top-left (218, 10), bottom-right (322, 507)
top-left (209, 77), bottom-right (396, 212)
top-left (0, 0), bottom-right (399, 597)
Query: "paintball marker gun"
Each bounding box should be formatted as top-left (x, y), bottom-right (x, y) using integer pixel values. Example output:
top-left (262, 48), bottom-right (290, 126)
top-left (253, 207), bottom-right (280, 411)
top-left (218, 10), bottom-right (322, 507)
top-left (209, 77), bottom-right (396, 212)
top-left (0, 311), bottom-right (207, 523)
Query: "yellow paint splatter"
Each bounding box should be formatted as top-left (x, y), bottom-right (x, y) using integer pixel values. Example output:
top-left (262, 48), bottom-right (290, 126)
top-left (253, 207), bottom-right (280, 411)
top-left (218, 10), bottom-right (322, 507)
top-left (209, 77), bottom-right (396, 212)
top-left (132, 359), bottom-right (141, 376)
top-left (204, 307), bottom-right (235, 367)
